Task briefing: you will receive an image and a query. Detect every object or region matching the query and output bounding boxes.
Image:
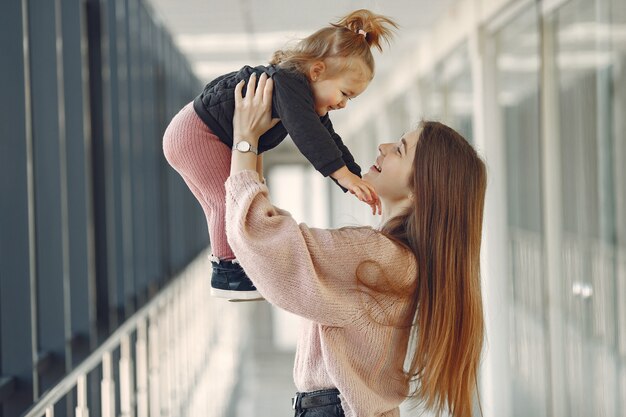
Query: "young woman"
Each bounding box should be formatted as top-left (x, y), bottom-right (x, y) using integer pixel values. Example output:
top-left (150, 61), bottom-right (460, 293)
top-left (225, 74), bottom-right (486, 417)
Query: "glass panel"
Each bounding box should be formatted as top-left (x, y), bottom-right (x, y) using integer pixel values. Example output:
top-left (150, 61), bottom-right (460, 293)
top-left (551, 0), bottom-right (622, 415)
top-left (418, 72), bottom-right (444, 121)
top-left (418, 43), bottom-right (474, 142)
top-left (387, 95), bottom-right (409, 141)
top-left (610, 8), bottom-right (626, 409)
top-left (610, 0), bottom-right (626, 413)
top-left (494, 6), bottom-right (549, 417)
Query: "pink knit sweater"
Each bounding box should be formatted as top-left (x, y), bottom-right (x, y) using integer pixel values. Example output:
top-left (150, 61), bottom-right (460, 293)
top-left (225, 170), bottom-right (418, 417)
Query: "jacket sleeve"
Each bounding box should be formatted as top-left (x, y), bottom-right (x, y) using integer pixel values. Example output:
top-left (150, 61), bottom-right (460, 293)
top-left (321, 116), bottom-right (363, 192)
top-left (225, 170), bottom-right (386, 326)
top-left (272, 72), bottom-right (347, 178)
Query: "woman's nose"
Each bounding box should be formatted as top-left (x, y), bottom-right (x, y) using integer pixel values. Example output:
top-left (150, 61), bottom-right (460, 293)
top-left (378, 143), bottom-right (390, 155)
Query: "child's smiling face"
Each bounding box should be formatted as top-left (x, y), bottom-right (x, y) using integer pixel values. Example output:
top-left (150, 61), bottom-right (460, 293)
top-left (308, 58), bottom-right (371, 116)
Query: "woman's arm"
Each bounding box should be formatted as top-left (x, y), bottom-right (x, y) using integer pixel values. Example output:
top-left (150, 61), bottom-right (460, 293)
top-left (225, 171), bottom-right (364, 326)
top-left (256, 154), bottom-right (264, 184)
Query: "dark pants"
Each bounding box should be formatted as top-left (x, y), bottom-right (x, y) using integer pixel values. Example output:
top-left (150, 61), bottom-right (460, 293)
top-left (292, 389), bottom-right (345, 417)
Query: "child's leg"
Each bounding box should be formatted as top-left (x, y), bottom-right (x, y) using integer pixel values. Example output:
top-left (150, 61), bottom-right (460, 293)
top-left (162, 102), bottom-right (234, 260)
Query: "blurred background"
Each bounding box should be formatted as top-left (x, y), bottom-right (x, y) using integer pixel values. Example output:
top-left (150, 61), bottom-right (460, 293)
top-left (1, 0), bottom-right (625, 416)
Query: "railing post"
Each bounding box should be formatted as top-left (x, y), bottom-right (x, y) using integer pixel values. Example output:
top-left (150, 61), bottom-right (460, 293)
top-left (136, 319), bottom-right (148, 417)
top-left (75, 374), bottom-right (89, 417)
top-left (173, 286), bottom-right (182, 416)
top-left (181, 276), bottom-right (191, 414)
top-left (148, 310), bottom-right (160, 417)
top-left (101, 352), bottom-right (115, 417)
top-left (120, 334), bottom-right (135, 417)
top-left (163, 297), bottom-right (173, 416)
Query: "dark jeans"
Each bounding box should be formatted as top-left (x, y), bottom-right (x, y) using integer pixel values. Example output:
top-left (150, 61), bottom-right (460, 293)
top-left (292, 389), bottom-right (345, 417)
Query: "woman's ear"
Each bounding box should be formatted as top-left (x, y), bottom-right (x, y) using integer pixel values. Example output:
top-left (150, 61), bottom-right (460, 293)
top-left (309, 61), bottom-right (326, 82)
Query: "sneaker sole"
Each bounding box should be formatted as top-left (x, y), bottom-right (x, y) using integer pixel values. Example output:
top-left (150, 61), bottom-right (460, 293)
top-left (210, 287), bottom-right (264, 302)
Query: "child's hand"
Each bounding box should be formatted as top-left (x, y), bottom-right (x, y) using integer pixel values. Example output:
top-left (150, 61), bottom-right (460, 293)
top-left (336, 171), bottom-right (382, 215)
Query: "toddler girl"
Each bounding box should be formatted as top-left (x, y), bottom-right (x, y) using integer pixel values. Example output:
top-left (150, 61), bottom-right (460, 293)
top-left (163, 9), bottom-right (396, 301)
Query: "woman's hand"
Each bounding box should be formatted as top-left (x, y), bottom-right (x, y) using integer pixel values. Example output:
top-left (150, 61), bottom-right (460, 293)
top-left (233, 72), bottom-right (280, 144)
top-left (231, 73), bottom-right (280, 178)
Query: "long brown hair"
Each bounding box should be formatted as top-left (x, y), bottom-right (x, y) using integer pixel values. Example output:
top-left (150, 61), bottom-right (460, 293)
top-left (381, 121), bottom-right (487, 417)
top-left (269, 9), bottom-right (397, 79)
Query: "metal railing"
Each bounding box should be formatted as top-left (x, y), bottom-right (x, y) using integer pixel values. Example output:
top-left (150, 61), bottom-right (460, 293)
top-left (24, 249), bottom-right (250, 417)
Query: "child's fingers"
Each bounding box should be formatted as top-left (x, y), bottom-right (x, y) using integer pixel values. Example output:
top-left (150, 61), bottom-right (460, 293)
top-left (364, 197), bottom-right (376, 215)
top-left (364, 182), bottom-right (379, 201)
top-left (349, 183), bottom-right (372, 203)
top-left (355, 183), bottom-right (382, 215)
top-left (361, 183), bottom-right (382, 215)
top-left (358, 184), bottom-right (373, 202)
top-left (355, 179), bottom-right (377, 203)
top-left (368, 199), bottom-right (378, 216)
top-left (360, 189), bottom-right (374, 205)
top-left (353, 187), bottom-right (366, 201)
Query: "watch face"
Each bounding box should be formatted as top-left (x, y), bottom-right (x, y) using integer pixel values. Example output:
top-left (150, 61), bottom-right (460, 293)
top-left (237, 141), bottom-right (251, 152)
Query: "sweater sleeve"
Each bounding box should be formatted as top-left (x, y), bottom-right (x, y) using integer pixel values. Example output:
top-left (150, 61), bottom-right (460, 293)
top-left (225, 170), bottom-right (401, 327)
top-left (272, 71), bottom-right (346, 178)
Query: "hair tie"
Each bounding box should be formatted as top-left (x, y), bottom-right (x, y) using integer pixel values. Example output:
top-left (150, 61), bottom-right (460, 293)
top-left (357, 29), bottom-right (367, 38)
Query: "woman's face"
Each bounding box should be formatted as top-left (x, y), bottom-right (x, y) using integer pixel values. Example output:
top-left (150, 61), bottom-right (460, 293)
top-left (363, 129), bottom-right (419, 202)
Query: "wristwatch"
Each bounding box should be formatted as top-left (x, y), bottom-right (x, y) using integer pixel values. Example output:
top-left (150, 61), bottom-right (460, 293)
top-left (233, 140), bottom-right (258, 155)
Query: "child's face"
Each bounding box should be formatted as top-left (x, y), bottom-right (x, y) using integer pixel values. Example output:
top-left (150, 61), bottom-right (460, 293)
top-left (309, 61), bottom-right (370, 116)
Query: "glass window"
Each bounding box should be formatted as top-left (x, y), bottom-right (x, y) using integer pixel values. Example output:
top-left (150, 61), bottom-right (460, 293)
top-left (387, 95), bottom-right (410, 141)
top-left (610, 1), bottom-right (626, 381)
top-left (494, 6), bottom-right (549, 417)
top-left (418, 43), bottom-right (474, 142)
top-left (550, 0), bottom-right (624, 415)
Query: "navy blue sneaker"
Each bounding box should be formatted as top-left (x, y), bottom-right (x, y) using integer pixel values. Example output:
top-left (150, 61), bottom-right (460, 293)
top-left (209, 256), bottom-right (263, 302)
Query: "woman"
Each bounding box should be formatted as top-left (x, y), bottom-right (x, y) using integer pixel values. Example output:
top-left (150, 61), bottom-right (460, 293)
top-left (225, 73), bottom-right (486, 417)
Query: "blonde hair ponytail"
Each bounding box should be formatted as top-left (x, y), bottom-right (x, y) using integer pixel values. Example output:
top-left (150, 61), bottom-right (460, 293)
top-left (270, 9), bottom-right (398, 79)
top-left (333, 9), bottom-right (397, 52)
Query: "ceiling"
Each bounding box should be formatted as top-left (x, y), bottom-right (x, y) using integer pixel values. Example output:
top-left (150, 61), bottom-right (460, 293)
top-left (146, 0), bottom-right (458, 82)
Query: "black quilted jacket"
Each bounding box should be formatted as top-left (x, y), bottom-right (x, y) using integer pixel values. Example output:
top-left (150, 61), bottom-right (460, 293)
top-left (192, 64), bottom-right (361, 184)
